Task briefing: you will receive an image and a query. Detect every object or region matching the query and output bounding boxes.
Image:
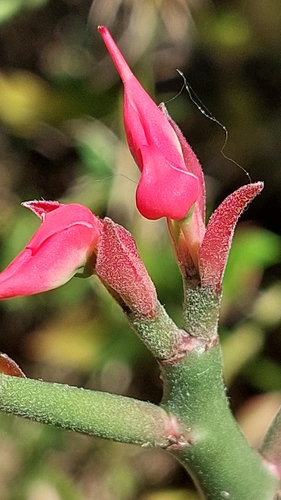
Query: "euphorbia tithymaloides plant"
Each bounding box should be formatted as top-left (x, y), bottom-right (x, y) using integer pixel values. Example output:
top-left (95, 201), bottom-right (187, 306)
top-left (0, 26), bottom-right (279, 500)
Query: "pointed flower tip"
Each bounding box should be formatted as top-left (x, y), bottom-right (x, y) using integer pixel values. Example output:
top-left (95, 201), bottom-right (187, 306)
top-left (97, 26), bottom-right (109, 41)
top-left (22, 200), bottom-right (61, 220)
top-left (97, 25), bottom-right (132, 83)
top-left (99, 27), bottom-right (202, 221)
top-left (97, 26), bottom-right (111, 41)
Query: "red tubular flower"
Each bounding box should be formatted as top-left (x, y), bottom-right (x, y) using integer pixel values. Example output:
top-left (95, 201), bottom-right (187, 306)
top-left (0, 201), bottom-right (103, 299)
top-left (98, 26), bottom-right (200, 221)
top-left (97, 27), bottom-right (263, 299)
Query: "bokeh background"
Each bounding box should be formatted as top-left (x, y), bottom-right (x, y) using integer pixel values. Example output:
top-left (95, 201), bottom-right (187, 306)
top-left (0, 0), bottom-right (281, 499)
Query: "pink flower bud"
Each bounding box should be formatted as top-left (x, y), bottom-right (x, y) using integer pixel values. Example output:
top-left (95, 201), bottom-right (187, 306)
top-left (96, 218), bottom-right (158, 318)
top-left (199, 182), bottom-right (264, 294)
top-left (98, 26), bottom-right (200, 221)
top-left (168, 182), bottom-right (264, 298)
top-left (0, 201), bottom-right (103, 299)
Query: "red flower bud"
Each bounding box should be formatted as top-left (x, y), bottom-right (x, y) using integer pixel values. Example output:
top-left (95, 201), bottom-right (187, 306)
top-left (98, 26), bottom-right (200, 221)
top-left (199, 182), bottom-right (264, 294)
top-left (0, 201), bottom-right (103, 299)
top-left (96, 218), bottom-right (158, 318)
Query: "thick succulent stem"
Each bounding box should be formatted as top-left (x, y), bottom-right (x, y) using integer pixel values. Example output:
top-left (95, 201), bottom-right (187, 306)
top-left (160, 344), bottom-right (279, 500)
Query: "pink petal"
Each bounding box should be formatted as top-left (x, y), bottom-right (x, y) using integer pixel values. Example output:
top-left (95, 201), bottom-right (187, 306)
top-left (0, 203), bottom-right (103, 299)
top-left (159, 104), bottom-right (206, 224)
top-left (136, 145), bottom-right (198, 220)
top-left (22, 200), bottom-right (61, 221)
top-left (98, 26), bottom-right (199, 221)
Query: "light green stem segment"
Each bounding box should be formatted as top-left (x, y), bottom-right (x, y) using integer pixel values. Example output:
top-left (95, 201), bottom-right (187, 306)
top-left (0, 374), bottom-right (173, 448)
top-left (160, 345), bottom-right (279, 500)
top-left (183, 284), bottom-right (221, 341)
top-left (129, 303), bottom-right (183, 360)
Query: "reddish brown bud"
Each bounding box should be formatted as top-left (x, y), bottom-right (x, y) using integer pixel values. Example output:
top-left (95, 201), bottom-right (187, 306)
top-left (96, 218), bottom-right (158, 318)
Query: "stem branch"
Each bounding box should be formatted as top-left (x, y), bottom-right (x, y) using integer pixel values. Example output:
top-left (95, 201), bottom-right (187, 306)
top-left (0, 374), bottom-right (174, 448)
top-left (160, 345), bottom-right (279, 500)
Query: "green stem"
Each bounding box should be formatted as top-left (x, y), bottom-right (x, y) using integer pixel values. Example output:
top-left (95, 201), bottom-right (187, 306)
top-left (183, 284), bottom-right (221, 341)
top-left (160, 345), bottom-right (279, 500)
top-left (128, 303), bottom-right (183, 360)
top-left (0, 374), bottom-right (174, 448)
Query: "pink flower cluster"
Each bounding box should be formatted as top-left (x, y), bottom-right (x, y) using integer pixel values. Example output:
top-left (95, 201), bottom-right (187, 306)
top-left (0, 27), bottom-right (262, 307)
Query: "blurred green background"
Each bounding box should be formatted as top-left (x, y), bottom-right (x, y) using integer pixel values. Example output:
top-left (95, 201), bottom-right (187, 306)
top-left (0, 0), bottom-right (281, 499)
